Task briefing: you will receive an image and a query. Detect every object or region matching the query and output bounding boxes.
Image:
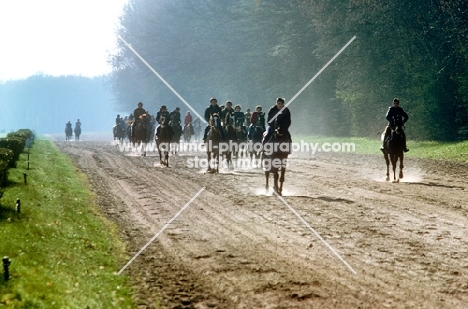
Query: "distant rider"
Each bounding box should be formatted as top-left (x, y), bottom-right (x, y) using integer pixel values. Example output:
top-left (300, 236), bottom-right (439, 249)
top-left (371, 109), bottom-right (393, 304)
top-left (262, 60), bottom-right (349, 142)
top-left (248, 105), bottom-right (265, 139)
top-left (380, 98), bottom-right (409, 153)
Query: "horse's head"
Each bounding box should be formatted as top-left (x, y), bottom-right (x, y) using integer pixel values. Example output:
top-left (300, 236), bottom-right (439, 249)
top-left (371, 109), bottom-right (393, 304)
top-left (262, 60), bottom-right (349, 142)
top-left (210, 113), bottom-right (220, 129)
top-left (392, 125), bottom-right (404, 136)
top-left (225, 114), bottom-right (236, 129)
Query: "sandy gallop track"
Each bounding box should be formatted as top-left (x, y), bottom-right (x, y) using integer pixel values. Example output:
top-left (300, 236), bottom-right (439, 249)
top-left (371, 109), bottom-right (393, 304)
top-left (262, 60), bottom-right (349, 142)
top-left (54, 139), bottom-right (468, 308)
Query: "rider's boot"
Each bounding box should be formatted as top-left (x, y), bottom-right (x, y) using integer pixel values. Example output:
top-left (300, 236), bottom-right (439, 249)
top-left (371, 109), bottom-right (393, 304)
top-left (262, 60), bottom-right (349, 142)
top-left (404, 140), bottom-right (409, 152)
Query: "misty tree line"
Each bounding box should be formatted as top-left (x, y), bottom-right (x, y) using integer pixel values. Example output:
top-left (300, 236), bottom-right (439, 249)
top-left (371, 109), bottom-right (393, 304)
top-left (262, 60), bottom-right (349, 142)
top-left (0, 75), bottom-right (115, 133)
top-left (110, 0), bottom-right (468, 141)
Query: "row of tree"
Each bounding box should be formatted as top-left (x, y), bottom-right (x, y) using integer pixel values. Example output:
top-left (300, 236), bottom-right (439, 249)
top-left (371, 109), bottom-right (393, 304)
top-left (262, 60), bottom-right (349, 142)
top-left (110, 0), bottom-right (468, 141)
top-left (0, 75), bottom-right (116, 133)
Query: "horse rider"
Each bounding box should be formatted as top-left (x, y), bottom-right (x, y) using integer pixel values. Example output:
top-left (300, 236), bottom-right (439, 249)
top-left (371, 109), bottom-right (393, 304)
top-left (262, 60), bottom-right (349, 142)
top-left (203, 97), bottom-right (225, 142)
top-left (234, 104), bottom-right (245, 128)
top-left (248, 105), bottom-right (265, 139)
top-left (133, 102), bottom-right (146, 123)
top-left (170, 107), bottom-right (181, 126)
top-left (75, 119), bottom-right (81, 128)
top-left (116, 114), bottom-right (122, 126)
top-left (380, 98), bottom-right (409, 153)
top-left (244, 108), bottom-right (252, 127)
top-left (65, 120), bottom-right (72, 131)
top-left (184, 111), bottom-right (195, 135)
top-left (221, 100), bottom-right (235, 126)
top-left (262, 97), bottom-right (292, 146)
top-left (155, 105), bottom-right (174, 139)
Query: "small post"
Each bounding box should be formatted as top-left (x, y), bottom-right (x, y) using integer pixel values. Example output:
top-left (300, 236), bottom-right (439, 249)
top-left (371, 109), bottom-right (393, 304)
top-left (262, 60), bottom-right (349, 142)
top-left (16, 198), bottom-right (20, 213)
top-left (23, 172), bottom-right (27, 185)
top-left (3, 256), bottom-right (11, 281)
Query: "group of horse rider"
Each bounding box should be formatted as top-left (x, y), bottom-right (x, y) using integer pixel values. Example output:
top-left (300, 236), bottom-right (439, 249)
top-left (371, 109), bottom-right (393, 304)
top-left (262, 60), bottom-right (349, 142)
top-left (114, 97), bottom-right (407, 152)
top-left (65, 119), bottom-right (81, 132)
top-left (202, 97), bottom-right (292, 145)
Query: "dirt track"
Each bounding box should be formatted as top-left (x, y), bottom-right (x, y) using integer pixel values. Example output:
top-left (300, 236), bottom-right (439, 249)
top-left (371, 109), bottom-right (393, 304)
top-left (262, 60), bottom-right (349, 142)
top-left (53, 137), bottom-right (468, 309)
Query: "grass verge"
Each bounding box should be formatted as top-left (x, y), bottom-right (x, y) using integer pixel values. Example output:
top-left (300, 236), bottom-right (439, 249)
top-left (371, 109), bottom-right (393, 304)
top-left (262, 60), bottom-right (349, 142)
top-left (0, 139), bottom-right (134, 308)
top-left (295, 135), bottom-right (468, 162)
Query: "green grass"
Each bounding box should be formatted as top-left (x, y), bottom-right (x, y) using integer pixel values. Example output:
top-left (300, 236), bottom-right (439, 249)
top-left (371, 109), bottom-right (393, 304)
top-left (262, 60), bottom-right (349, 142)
top-left (0, 139), bottom-right (134, 308)
top-left (295, 135), bottom-right (468, 162)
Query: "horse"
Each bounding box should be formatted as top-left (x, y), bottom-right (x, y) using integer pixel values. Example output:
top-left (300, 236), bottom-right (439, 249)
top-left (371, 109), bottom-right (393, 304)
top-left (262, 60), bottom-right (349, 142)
top-left (156, 119), bottom-right (174, 167)
top-left (236, 124), bottom-right (248, 159)
top-left (263, 125), bottom-right (290, 196)
top-left (113, 123), bottom-right (125, 142)
top-left (223, 114), bottom-right (238, 170)
top-left (249, 124), bottom-right (264, 165)
top-left (384, 126), bottom-right (405, 182)
top-left (193, 122), bottom-right (202, 141)
top-left (170, 120), bottom-right (183, 156)
top-left (132, 115), bottom-right (149, 156)
top-left (65, 126), bottom-right (73, 141)
top-left (183, 122), bottom-right (193, 143)
top-left (74, 125), bottom-right (81, 141)
top-left (205, 113), bottom-right (222, 173)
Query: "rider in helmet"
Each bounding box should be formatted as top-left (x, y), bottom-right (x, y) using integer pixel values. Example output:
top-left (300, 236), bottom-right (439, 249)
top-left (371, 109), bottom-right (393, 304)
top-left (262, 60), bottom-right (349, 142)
top-left (248, 105), bottom-right (265, 139)
top-left (244, 108), bottom-right (252, 127)
top-left (203, 97), bottom-right (225, 142)
top-left (262, 97), bottom-right (291, 146)
top-left (221, 100), bottom-right (235, 126)
top-left (155, 105), bottom-right (174, 139)
top-left (133, 102), bottom-right (146, 122)
top-left (170, 107), bottom-right (181, 126)
top-left (380, 98), bottom-right (409, 153)
top-left (234, 104), bottom-right (245, 128)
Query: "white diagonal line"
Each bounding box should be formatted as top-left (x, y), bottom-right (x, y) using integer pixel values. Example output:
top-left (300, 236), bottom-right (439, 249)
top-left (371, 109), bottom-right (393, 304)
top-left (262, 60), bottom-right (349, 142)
top-left (269, 36), bottom-right (356, 125)
top-left (273, 191), bottom-right (357, 274)
top-left (118, 187), bottom-right (206, 275)
top-left (117, 35), bottom-right (207, 124)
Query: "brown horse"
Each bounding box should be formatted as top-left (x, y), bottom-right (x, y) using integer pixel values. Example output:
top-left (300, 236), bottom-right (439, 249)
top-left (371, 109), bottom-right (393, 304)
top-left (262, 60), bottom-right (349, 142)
top-left (223, 114), bottom-right (238, 170)
top-left (156, 124), bottom-right (173, 167)
top-left (183, 122), bottom-right (193, 142)
top-left (384, 126), bottom-right (405, 182)
top-left (263, 125), bottom-right (290, 195)
top-left (205, 113), bottom-right (222, 173)
top-left (132, 115), bottom-right (148, 156)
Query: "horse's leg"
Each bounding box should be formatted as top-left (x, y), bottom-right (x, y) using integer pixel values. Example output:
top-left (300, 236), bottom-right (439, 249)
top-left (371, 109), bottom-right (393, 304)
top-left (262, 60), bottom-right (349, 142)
top-left (384, 153), bottom-right (390, 181)
top-left (391, 154), bottom-right (398, 183)
top-left (157, 143), bottom-right (163, 164)
top-left (273, 169), bottom-right (279, 194)
top-left (206, 151), bottom-right (212, 172)
top-left (399, 153), bottom-right (404, 179)
top-left (265, 171), bottom-right (270, 193)
top-left (215, 151), bottom-right (219, 173)
top-left (278, 165), bottom-right (286, 196)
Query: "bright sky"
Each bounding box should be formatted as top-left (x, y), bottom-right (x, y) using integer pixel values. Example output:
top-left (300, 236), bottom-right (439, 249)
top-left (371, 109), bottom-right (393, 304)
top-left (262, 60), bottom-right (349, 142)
top-left (0, 0), bottom-right (128, 82)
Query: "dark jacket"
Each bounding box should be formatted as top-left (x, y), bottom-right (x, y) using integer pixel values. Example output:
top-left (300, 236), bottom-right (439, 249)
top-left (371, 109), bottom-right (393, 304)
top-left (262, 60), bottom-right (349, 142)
top-left (386, 106), bottom-right (408, 127)
top-left (204, 104), bottom-right (222, 123)
top-left (267, 105), bottom-right (291, 130)
top-left (234, 111), bottom-right (245, 127)
top-left (156, 111), bottom-right (171, 126)
top-left (170, 111), bottom-right (181, 125)
top-left (133, 107), bottom-right (146, 121)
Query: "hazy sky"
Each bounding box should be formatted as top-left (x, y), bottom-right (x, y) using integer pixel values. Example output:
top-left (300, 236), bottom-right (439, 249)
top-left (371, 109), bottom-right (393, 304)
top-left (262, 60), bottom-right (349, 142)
top-left (0, 0), bottom-right (128, 82)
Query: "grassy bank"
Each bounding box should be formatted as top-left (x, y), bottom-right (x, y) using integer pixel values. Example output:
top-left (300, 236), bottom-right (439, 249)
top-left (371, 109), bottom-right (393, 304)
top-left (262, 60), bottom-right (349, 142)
top-left (295, 135), bottom-right (468, 162)
top-left (0, 139), bottom-right (134, 308)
